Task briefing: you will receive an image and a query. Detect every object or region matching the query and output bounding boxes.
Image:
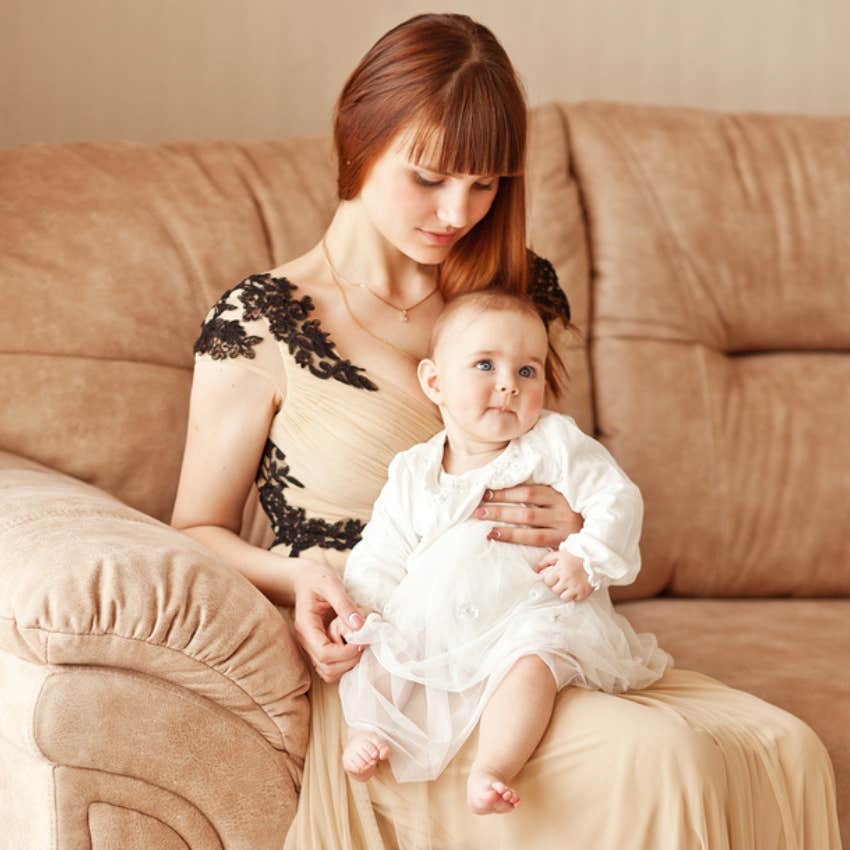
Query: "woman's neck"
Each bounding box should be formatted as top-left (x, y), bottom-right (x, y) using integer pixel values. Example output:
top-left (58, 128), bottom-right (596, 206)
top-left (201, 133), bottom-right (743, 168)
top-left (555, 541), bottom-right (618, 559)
top-left (323, 201), bottom-right (436, 299)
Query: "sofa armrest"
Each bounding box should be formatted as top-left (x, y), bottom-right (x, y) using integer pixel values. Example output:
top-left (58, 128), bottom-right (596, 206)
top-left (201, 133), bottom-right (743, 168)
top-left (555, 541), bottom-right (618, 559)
top-left (0, 463), bottom-right (310, 760)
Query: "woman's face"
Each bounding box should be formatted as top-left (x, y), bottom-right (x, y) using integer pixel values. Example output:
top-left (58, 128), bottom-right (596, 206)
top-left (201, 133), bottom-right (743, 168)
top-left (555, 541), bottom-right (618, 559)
top-left (358, 127), bottom-right (500, 264)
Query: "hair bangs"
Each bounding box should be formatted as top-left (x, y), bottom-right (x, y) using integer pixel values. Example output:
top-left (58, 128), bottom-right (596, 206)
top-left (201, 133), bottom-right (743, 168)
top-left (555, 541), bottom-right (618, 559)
top-left (405, 69), bottom-right (525, 178)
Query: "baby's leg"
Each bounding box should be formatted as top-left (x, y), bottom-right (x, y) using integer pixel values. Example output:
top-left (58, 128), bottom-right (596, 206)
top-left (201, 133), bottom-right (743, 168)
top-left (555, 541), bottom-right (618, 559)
top-left (342, 653), bottom-right (398, 782)
top-left (468, 655), bottom-right (557, 815)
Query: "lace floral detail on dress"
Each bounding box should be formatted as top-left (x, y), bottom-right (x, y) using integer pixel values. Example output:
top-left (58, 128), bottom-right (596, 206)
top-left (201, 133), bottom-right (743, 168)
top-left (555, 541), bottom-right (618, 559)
top-left (527, 253), bottom-right (571, 327)
top-left (193, 294), bottom-right (264, 360)
top-left (256, 438), bottom-right (365, 557)
top-left (194, 274), bottom-right (378, 392)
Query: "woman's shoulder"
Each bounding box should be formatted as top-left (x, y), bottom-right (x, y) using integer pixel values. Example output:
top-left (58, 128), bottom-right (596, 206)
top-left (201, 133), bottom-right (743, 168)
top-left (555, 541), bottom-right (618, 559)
top-left (193, 251), bottom-right (327, 362)
top-left (526, 249), bottom-right (571, 326)
top-left (192, 270), bottom-right (304, 361)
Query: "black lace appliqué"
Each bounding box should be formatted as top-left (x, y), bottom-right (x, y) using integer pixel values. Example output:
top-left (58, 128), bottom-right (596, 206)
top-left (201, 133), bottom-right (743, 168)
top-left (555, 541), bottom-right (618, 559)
top-left (194, 274), bottom-right (378, 392)
top-left (256, 438), bottom-right (364, 556)
top-left (527, 253), bottom-right (571, 328)
top-left (193, 292), bottom-right (264, 360)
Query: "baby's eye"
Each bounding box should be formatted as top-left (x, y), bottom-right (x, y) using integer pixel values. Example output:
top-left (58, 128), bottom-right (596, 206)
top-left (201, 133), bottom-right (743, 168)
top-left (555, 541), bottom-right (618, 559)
top-left (475, 360), bottom-right (494, 371)
top-left (518, 365), bottom-right (536, 378)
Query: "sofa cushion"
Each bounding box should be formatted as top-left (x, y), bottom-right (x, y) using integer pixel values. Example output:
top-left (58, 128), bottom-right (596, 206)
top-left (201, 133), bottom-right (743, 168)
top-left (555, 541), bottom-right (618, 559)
top-left (0, 463), bottom-right (310, 756)
top-left (526, 103), bottom-right (594, 431)
top-left (1, 135), bottom-right (338, 522)
top-left (564, 102), bottom-right (850, 599)
top-left (617, 596), bottom-right (850, 840)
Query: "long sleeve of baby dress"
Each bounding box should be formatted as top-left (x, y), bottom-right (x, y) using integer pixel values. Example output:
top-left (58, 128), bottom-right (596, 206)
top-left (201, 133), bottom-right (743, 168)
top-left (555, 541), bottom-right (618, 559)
top-left (339, 411), bottom-right (673, 782)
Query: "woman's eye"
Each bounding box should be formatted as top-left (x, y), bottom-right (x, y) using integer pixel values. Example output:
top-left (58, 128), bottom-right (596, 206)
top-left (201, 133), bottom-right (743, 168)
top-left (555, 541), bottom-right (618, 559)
top-left (414, 172), bottom-right (443, 187)
top-left (475, 360), bottom-right (494, 371)
top-left (519, 365), bottom-right (536, 378)
top-left (474, 181), bottom-right (497, 191)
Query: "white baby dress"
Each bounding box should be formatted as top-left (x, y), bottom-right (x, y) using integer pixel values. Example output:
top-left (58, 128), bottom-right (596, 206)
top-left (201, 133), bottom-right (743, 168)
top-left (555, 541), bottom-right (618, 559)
top-left (339, 410), bottom-right (673, 783)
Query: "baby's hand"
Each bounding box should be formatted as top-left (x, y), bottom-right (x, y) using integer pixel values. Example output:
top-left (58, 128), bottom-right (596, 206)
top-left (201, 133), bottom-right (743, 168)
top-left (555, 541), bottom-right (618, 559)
top-left (533, 549), bottom-right (594, 603)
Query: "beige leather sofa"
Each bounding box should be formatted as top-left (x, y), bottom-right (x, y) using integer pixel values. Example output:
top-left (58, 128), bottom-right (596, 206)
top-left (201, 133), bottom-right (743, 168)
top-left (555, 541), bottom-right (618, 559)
top-left (1, 101), bottom-right (848, 849)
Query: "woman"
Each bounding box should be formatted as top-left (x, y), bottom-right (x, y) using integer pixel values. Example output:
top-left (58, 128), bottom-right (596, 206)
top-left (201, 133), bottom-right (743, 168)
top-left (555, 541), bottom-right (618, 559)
top-left (171, 13), bottom-right (841, 850)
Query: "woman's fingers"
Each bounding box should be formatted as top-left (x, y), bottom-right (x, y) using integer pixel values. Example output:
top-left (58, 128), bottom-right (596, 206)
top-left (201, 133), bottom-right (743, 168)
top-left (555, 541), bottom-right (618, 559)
top-left (488, 525), bottom-right (558, 547)
top-left (295, 595), bottom-right (362, 666)
top-left (479, 484), bottom-right (583, 544)
top-left (312, 651), bottom-right (362, 683)
top-left (319, 576), bottom-right (366, 631)
top-left (477, 503), bottom-right (551, 527)
top-left (484, 484), bottom-right (556, 506)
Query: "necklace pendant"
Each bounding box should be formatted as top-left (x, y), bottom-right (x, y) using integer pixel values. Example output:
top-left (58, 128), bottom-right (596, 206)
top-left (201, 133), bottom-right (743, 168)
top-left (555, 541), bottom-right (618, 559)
top-left (400, 310), bottom-right (409, 322)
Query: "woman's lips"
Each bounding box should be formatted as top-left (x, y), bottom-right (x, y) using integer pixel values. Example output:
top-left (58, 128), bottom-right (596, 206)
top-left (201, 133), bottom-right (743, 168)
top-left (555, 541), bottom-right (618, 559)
top-left (418, 228), bottom-right (457, 245)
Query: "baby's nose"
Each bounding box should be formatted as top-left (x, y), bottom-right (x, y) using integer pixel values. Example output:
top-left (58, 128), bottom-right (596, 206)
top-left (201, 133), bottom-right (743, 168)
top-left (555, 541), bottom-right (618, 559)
top-left (496, 383), bottom-right (519, 396)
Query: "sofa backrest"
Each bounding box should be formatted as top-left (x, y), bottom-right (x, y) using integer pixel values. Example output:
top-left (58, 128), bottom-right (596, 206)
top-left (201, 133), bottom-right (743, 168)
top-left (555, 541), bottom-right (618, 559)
top-left (1, 136), bottom-right (340, 521)
top-left (5, 101), bottom-right (846, 601)
top-left (562, 102), bottom-right (850, 599)
top-left (0, 104), bottom-right (592, 525)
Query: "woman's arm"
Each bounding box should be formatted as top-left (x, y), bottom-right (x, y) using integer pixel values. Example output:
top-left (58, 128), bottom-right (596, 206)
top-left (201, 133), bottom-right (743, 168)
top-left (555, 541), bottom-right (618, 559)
top-left (171, 360), bottom-right (364, 681)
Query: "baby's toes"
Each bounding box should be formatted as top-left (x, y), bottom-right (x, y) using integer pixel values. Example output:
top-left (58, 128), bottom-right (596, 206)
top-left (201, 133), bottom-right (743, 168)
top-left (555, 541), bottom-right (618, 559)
top-left (359, 744), bottom-right (379, 765)
top-left (491, 781), bottom-right (520, 806)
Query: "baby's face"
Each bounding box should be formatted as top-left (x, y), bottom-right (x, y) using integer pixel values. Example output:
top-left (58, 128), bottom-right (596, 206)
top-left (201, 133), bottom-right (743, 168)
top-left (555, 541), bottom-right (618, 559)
top-left (431, 308), bottom-right (548, 443)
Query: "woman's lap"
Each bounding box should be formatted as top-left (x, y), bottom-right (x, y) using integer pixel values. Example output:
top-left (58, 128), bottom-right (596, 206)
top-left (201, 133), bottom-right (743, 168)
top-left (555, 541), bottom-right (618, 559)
top-left (287, 668), bottom-right (841, 850)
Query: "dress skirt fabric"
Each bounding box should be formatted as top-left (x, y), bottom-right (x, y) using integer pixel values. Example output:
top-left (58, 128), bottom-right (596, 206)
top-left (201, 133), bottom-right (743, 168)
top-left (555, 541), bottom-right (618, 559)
top-left (285, 666), bottom-right (841, 850)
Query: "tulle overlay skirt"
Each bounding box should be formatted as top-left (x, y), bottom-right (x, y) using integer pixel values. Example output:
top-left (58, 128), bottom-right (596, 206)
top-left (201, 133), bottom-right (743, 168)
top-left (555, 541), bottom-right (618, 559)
top-left (339, 521), bottom-right (672, 782)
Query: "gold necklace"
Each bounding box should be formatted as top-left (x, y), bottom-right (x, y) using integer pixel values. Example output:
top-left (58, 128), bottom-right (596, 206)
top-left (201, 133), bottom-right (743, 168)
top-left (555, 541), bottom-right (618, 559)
top-left (320, 236), bottom-right (439, 322)
top-left (322, 237), bottom-right (430, 362)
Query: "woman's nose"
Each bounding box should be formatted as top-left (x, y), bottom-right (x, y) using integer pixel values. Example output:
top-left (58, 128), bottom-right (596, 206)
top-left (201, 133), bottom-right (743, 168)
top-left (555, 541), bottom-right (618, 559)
top-left (436, 187), bottom-right (470, 229)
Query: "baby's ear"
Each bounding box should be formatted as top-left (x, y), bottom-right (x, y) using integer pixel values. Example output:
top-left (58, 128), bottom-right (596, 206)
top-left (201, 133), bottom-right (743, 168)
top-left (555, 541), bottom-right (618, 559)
top-left (417, 358), bottom-right (441, 404)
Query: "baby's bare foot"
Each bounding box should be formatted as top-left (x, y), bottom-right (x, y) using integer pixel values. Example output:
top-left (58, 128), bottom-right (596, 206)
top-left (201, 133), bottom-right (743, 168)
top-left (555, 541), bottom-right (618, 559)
top-left (467, 767), bottom-right (521, 814)
top-left (342, 731), bottom-right (390, 782)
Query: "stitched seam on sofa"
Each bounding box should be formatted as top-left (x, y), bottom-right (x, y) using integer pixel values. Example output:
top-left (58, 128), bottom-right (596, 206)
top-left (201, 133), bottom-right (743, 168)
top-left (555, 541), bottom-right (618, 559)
top-left (695, 345), bottom-right (724, 568)
top-left (49, 764), bottom-right (58, 850)
top-left (84, 668), bottom-right (299, 785)
top-left (586, 107), bottom-right (703, 345)
top-left (31, 678), bottom-right (60, 850)
top-left (36, 670), bottom-right (299, 792)
top-left (7, 622), bottom-right (289, 750)
top-left (0, 350), bottom-right (193, 371)
top-left (86, 801), bottom-right (202, 850)
top-left (0, 509), bottom-right (159, 534)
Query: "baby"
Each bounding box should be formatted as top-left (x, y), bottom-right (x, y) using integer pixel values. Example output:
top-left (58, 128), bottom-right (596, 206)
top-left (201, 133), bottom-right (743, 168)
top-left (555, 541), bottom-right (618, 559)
top-left (330, 291), bottom-right (673, 815)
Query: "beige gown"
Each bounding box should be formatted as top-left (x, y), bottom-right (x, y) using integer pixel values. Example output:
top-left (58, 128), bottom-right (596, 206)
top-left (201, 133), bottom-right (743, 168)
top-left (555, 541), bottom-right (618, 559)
top-left (194, 264), bottom-right (842, 850)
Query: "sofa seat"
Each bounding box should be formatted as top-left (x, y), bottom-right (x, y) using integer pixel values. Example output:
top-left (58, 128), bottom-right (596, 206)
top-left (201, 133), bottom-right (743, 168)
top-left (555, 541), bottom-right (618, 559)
top-left (618, 597), bottom-right (850, 839)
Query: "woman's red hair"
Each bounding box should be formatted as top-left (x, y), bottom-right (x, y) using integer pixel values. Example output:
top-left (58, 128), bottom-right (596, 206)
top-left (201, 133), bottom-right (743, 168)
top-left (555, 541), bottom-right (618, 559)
top-left (334, 13), bottom-right (529, 299)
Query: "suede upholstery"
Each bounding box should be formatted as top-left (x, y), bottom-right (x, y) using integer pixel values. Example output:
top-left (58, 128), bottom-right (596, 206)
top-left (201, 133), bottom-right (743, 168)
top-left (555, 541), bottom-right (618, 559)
top-left (1, 101), bottom-right (847, 848)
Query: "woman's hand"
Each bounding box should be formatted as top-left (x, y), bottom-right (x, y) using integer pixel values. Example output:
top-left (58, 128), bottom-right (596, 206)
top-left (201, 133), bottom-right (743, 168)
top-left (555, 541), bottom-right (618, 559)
top-left (292, 560), bottom-right (370, 683)
top-left (473, 484), bottom-right (583, 548)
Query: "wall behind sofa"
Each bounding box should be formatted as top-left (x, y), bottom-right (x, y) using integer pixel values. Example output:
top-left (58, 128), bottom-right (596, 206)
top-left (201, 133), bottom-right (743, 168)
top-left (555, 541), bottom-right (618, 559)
top-left (2, 0), bottom-right (848, 148)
